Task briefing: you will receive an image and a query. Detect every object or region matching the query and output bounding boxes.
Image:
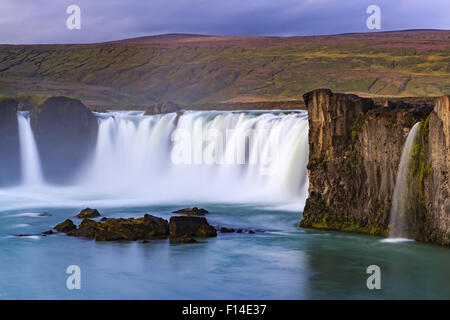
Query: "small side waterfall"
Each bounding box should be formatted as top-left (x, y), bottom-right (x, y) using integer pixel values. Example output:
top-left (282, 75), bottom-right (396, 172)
top-left (17, 112), bottom-right (44, 186)
top-left (388, 122), bottom-right (420, 239)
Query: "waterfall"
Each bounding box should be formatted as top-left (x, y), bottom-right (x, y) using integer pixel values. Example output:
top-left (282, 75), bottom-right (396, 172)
top-left (75, 110), bottom-right (310, 207)
top-left (17, 112), bottom-right (44, 186)
top-left (6, 109), bottom-right (309, 210)
top-left (388, 122), bottom-right (420, 240)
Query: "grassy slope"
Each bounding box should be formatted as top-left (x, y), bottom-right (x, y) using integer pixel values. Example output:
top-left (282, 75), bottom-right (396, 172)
top-left (0, 30), bottom-right (448, 106)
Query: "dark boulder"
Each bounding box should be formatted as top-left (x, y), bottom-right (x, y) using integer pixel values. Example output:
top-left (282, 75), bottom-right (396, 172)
top-left (67, 218), bottom-right (104, 238)
top-left (95, 229), bottom-right (124, 241)
top-left (54, 219), bottom-right (77, 233)
top-left (142, 214), bottom-right (170, 235)
top-left (0, 98), bottom-right (21, 186)
top-left (169, 216), bottom-right (217, 238)
top-left (195, 224), bottom-right (218, 237)
top-left (180, 235), bottom-right (197, 243)
top-left (76, 208), bottom-right (101, 219)
top-left (172, 207), bottom-right (209, 216)
top-left (219, 227), bottom-right (235, 233)
top-left (30, 96), bottom-right (98, 184)
top-left (42, 230), bottom-right (54, 235)
top-left (62, 214), bottom-right (169, 241)
top-left (145, 101), bottom-right (180, 115)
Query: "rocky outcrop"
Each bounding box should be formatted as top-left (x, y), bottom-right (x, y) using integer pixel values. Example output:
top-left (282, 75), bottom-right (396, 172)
top-left (0, 98), bottom-right (21, 186)
top-left (169, 216), bottom-right (217, 238)
top-left (63, 214), bottom-right (169, 241)
top-left (53, 213), bottom-right (219, 241)
top-left (299, 89), bottom-right (449, 246)
top-left (76, 208), bottom-right (101, 219)
top-left (54, 219), bottom-right (77, 233)
top-left (422, 96), bottom-right (449, 244)
top-left (172, 207), bottom-right (209, 216)
top-left (30, 96), bottom-right (98, 183)
top-left (144, 101), bottom-right (180, 115)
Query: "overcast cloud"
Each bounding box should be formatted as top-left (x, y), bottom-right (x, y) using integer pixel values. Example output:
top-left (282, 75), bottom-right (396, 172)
top-left (0, 0), bottom-right (448, 44)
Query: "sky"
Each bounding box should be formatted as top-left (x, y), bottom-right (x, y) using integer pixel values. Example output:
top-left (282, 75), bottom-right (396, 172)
top-left (0, 0), bottom-right (448, 44)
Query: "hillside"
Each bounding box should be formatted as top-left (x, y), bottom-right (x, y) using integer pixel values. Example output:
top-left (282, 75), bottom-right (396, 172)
top-left (0, 30), bottom-right (448, 107)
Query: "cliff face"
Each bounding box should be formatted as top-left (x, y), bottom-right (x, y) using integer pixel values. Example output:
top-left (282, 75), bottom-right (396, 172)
top-left (0, 98), bottom-right (21, 186)
top-left (300, 89), bottom-right (448, 246)
top-left (30, 96), bottom-right (98, 184)
top-left (423, 96), bottom-right (449, 244)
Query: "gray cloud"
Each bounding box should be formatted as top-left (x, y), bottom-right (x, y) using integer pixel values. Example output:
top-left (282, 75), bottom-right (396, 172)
top-left (0, 0), bottom-right (448, 44)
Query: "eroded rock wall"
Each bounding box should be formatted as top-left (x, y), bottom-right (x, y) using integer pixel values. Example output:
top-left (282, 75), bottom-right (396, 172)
top-left (423, 96), bottom-right (449, 245)
top-left (0, 98), bottom-right (21, 186)
top-left (30, 96), bottom-right (98, 183)
top-left (300, 89), bottom-right (449, 246)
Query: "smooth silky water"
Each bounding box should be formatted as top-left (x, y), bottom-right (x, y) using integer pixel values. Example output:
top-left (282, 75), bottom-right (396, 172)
top-left (0, 111), bottom-right (448, 299)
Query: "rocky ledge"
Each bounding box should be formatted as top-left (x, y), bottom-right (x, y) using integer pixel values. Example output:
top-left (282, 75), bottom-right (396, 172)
top-left (299, 89), bottom-right (449, 246)
top-left (53, 211), bottom-right (217, 242)
top-left (172, 207), bottom-right (209, 216)
top-left (49, 207), bottom-right (262, 243)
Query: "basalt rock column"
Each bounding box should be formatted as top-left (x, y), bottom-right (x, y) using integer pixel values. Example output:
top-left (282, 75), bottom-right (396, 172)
top-left (30, 96), bottom-right (98, 184)
top-left (0, 98), bottom-right (21, 186)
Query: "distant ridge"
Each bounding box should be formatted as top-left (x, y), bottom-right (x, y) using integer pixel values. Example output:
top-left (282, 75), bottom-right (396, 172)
top-left (0, 30), bottom-right (448, 106)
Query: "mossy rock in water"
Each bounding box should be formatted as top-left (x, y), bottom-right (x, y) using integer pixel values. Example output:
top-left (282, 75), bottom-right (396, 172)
top-left (76, 208), bottom-right (101, 219)
top-left (67, 218), bottom-right (102, 238)
top-left (180, 235), bottom-right (197, 244)
top-left (62, 214), bottom-right (169, 241)
top-left (95, 229), bottom-right (125, 241)
top-left (195, 224), bottom-right (217, 237)
top-left (54, 219), bottom-right (77, 233)
top-left (172, 207), bottom-right (209, 216)
top-left (169, 216), bottom-right (217, 238)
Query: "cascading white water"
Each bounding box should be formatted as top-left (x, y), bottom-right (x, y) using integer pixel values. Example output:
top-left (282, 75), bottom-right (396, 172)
top-left (3, 110), bottom-right (309, 211)
top-left (17, 112), bottom-right (44, 186)
top-left (388, 122), bottom-right (420, 240)
top-left (75, 110), bottom-right (310, 208)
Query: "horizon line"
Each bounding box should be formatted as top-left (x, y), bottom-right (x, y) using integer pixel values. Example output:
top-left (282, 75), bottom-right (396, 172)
top-left (1, 28), bottom-right (448, 46)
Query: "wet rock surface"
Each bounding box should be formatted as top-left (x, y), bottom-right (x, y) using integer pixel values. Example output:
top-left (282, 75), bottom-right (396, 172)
top-left (172, 207), bottom-right (209, 216)
top-left (50, 209), bottom-right (260, 243)
top-left (76, 208), bottom-right (101, 219)
top-left (64, 214), bottom-right (169, 241)
top-left (300, 89), bottom-right (448, 246)
top-left (169, 216), bottom-right (217, 238)
top-left (179, 235), bottom-right (197, 244)
top-left (54, 219), bottom-right (77, 233)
